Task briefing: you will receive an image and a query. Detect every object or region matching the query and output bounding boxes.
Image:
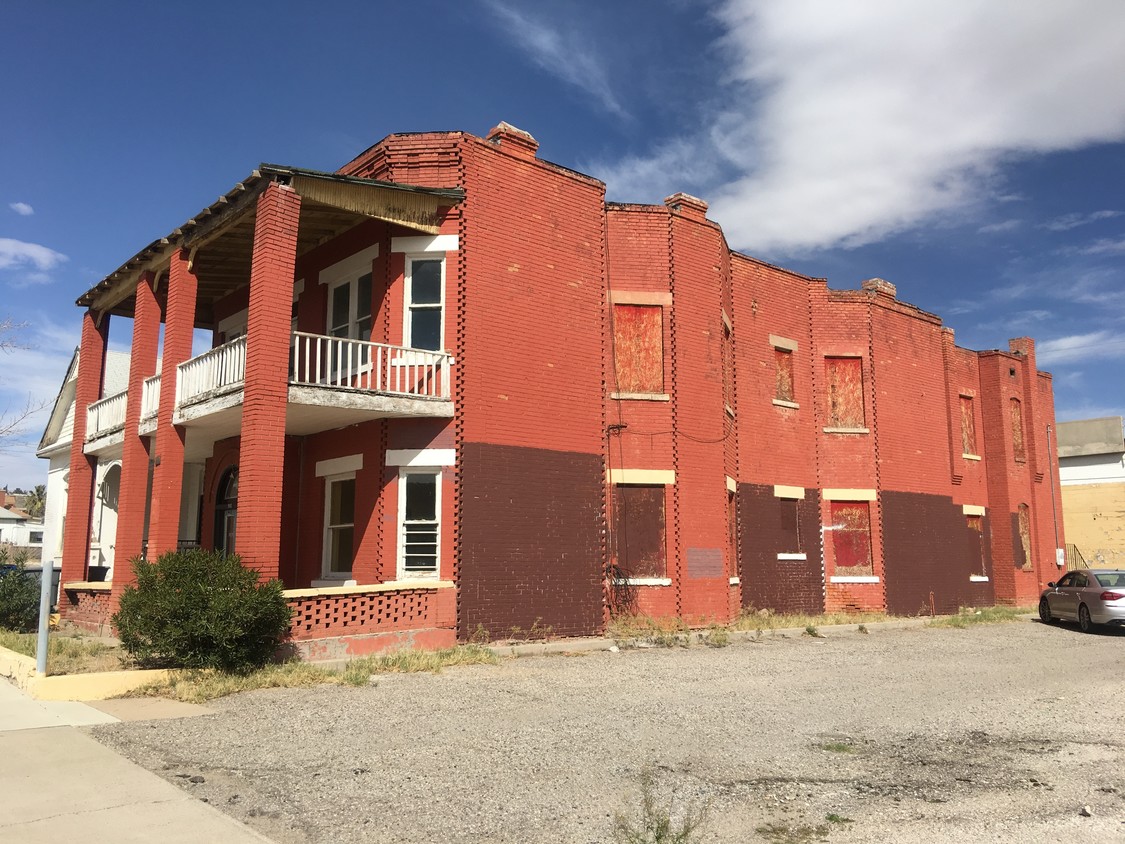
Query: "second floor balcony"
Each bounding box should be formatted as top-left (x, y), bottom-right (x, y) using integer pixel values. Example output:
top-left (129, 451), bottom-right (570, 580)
top-left (85, 331), bottom-right (452, 453)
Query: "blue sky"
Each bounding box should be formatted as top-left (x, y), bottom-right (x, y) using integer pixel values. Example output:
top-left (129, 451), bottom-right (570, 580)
top-left (2, 0), bottom-right (1124, 488)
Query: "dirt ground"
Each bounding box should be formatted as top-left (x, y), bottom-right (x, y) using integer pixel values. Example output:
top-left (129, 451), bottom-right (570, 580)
top-left (92, 619), bottom-right (1125, 843)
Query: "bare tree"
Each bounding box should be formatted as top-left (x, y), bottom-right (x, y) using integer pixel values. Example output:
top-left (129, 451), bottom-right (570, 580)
top-left (0, 318), bottom-right (49, 449)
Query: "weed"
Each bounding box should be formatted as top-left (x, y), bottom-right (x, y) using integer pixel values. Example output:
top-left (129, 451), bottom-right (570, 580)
top-left (825, 813), bottom-right (853, 824)
top-left (733, 608), bottom-right (888, 632)
top-left (803, 625), bottom-right (823, 638)
top-left (528, 617), bottom-right (554, 641)
top-left (607, 615), bottom-right (688, 641)
top-left (857, 624), bottom-right (868, 634)
top-left (0, 630), bottom-right (123, 674)
top-left (340, 644), bottom-right (499, 684)
top-left (701, 625), bottom-right (730, 648)
top-left (468, 624), bottom-right (491, 645)
top-left (818, 741), bottom-right (854, 753)
top-left (613, 766), bottom-right (708, 843)
top-left (755, 821), bottom-right (831, 844)
top-left (927, 606), bottom-right (1032, 629)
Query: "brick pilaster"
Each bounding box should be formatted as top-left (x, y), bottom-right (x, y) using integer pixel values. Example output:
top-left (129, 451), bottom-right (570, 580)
top-left (235, 183), bottom-right (301, 578)
top-left (111, 271), bottom-right (160, 599)
top-left (147, 250), bottom-right (197, 555)
top-left (60, 311), bottom-right (109, 598)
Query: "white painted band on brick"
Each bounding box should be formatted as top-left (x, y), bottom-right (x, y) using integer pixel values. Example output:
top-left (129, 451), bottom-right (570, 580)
top-left (311, 578), bottom-right (357, 588)
top-left (283, 579), bottom-right (455, 599)
top-left (829, 576), bottom-right (880, 583)
top-left (769, 334), bottom-right (798, 352)
top-left (962, 504), bottom-right (986, 516)
top-left (962, 453), bottom-right (982, 461)
top-left (729, 576), bottom-right (740, 585)
top-left (623, 577), bottom-right (672, 587)
top-left (969, 575), bottom-right (990, 582)
top-left (385, 448), bottom-right (455, 467)
top-left (608, 290), bottom-right (672, 306)
top-left (823, 426), bottom-right (870, 434)
top-left (823, 488), bottom-right (877, 501)
top-left (315, 453), bottom-right (363, 477)
top-left (611, 392), bottom-right (670, 402)
top-left (391, 234), bottom-right (458, 254)
top-left (318, 244), bottom-right (379, 285)
top-left (772, 399), bottom-right (800, 409)
top-left (609, 469), bottom-right (675, 485)
top-left (721, 309), bottom-right (732, 331)
top-left (726, 475), bottom-right (737, 492)
top-left (773, 485), bottom-right (805, 499)
top-left (777, 553), bottom-right (808, 561)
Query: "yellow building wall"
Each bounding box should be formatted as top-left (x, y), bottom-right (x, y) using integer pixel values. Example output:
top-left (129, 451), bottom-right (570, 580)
top-left (1061, 483), bottom-right (1125, 567)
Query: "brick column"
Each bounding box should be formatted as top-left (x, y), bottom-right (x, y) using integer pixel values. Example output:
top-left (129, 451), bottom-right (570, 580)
top-left (147, 250), bottom-right (197, 556)
top-left (60, 311), bottom-right (109, 594)
top-left (111, 272), bottom-right (160, 598)
top-left (235, 183), bottom-right (301, 578)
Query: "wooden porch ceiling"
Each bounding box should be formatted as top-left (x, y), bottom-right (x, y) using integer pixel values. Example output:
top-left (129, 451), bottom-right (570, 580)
top-left (77, 166), bottom-right (464, 327)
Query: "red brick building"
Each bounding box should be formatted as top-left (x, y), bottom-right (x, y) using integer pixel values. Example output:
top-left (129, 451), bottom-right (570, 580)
top-left (57, 123), bottom-right (1064, 653)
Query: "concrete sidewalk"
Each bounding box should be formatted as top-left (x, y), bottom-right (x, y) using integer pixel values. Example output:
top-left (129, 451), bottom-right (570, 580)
top-left (0, 679), bottom-right (273, 843)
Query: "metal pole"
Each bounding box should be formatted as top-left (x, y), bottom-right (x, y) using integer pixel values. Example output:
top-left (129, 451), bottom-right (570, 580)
top-left (1046, 424), bottom-right (1061, 567)
top-left (35, 560), bottom-right (52, 675)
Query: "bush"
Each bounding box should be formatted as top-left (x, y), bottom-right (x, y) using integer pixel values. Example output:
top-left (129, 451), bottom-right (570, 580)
top-left (112, 549), bottom-right (292, 673)
top-left (0, 546), bottom-right (39, 632)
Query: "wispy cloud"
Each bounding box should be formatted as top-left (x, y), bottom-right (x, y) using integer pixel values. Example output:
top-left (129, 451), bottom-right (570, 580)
top-left (483, 1), bottom-right (627, 118)
top-left (1040, 209), bottom-right (1121, 231)
top-left (978, 219), bottom-right (1022, 234)
top-left (1079, 237), bottom-right (1125, 256)
top-left (8, 202), bottom-right (33, 216)
top-left (595, 1), bottom-right (1125, 256)
top-left (1037, 330), bottom-right (1125, 366)
top-left (0, 238), bottom-right (68, 288)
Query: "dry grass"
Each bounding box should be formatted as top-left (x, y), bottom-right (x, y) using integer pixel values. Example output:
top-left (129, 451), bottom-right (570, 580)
top-left (927, 606), bottom-right (1032, 628)
top-left (126, 644), bottom-right (500, 703)
top-left (731, 608), bottom-right (890, 632)
top-left (0, 630), bottom-right (125, 675)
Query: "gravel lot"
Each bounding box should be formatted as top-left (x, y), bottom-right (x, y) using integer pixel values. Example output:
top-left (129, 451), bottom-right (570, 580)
top-left (93, 619), bottom-right (1125, 843)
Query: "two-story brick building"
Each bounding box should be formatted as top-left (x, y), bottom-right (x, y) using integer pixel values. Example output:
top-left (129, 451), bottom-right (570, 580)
top-left (50, 122), bottom-right (1064, 654)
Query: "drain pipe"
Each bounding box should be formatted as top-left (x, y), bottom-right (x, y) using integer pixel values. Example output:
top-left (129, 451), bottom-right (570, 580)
top-left (1046, 424), bottom-right (1062, 567)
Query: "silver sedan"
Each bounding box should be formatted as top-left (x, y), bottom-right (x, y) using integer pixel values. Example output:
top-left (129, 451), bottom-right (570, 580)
top-left (1039, 569), bottom-right (1125, 633)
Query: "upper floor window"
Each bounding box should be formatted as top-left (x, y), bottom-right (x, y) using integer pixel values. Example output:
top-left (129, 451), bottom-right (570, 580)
top-left (826, 356), bottom-right (864, 429)
top-left (1010, 398), bottom-right (1026, 462)
top-left (775, 348), bottom-right (795, 403)
top-left (960, 395), bottom-right (977, 456)
top-left (405, 258), bottom-right (444, 350)
top-left (613, 304), bottom-right (664, 395)
top-left (329, 272), bottom-right (373, 343)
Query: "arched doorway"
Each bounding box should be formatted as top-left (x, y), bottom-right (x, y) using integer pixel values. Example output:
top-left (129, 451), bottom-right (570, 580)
top-left (214, 467), bottom-right (238, 555)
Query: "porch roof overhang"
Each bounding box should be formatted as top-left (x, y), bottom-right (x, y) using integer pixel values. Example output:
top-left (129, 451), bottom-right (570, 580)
top-left (76, 164), bottom-right (464, 321)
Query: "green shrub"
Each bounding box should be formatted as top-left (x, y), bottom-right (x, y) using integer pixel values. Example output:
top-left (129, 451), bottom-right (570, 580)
top-left (112, 549), bottom-right (292, 673)
top-left (0, 546), bottom-right (39, 632)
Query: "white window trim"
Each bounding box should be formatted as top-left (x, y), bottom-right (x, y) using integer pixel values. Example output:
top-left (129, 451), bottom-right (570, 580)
top-left (829, 576), bottom-right (880, 584)
top-left (321, 472), bottom-right (356, 580)
top-left (391, 234), bottom-right (458, 254)
top-left (769, 334), bottom-right (798, 352)
top-left (777, 552), bottom-right (808, 561)
top-left (386, 448), bottom-right (455, 468)
top-left (962, 504), bottom-right (986, 516)
top-left (402, 254), bottom-right (447, 353)
top-left (217, 309), bottom-right (248, 342)
top-left (396, 468), bottom-right (442, 580)
top-left (823, 488), bottom-right (877, 501)
top-left (773, 485), bottom-right (805, 499)
top-left (316, 454), bottom-right (363, 478)
top-left (608, 469), bottom-right (675, 485)
top-left (729, 576), bottom-right (740, 585)
top-left (969, 575), bottom-right (990, 582)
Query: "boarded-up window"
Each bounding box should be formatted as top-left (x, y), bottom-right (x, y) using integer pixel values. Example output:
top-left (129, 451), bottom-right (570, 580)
top-left (780, 498), bottom-right (801, 553)
top-left (826, 357), bottom-right (864, 428)
top-left (960, 396), bottom-right (977, 455)
top-left (722, 323), bottom-right (735, 409)
top-left (775, 348), bottom-right (795, 402)
top-left (1017, 503), bottom-right (1032, 570)
top-left (613, 485), bottom-right (666, 578)
top-left (967, 514), bottom-right (986, 575)
top-left (1010, 398), bottom-right (1025, 461)
top-left (830, 501), bottom-right (872, 576)
top-left (613, 305), bottom-right (663, 394)
top-left (727, 489), bottom-right (738, 569)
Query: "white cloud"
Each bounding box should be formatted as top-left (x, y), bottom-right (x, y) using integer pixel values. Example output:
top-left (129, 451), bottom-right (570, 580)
top-left (597, 1), bottom-right (1125, 256)
top-left (977, 219), bottom-right (1022, 234)
top-left (483, 1), bottom-right (627, 118)
top-left (1079, 237), bottom-right (1125, 256)
top-left (1036, 330), bottom-right (1125, 366)
top-left (1040, 209), bottom-right (1121, 231)
top-left (8, 202), bottom-right (33, 216)
top-left (0, 238), bottom-right (67, 287)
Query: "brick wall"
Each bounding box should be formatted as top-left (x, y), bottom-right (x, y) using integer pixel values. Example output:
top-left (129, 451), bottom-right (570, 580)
top-left (739, 483), bottom-right (825, 613)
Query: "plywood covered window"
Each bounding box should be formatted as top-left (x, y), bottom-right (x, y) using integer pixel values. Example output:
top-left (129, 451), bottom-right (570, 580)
top-left (612, 484), bottom-right (666, 578)
top-left (826, 357), bottom-right (864, 428)
top-left (960, 396), bottom-right (977, 455)
top-left (722, 322), bottom-right (735, 410)
top-left (613, 304), bottom-right (664, 394)
top-left (1010, 398), bottom-right (1026, 461)
top-left (727, 489), bottom-right (738, 567)
top-left (775, 348), bottom-right (795, 402)
top-left (1016, 502), bottom-right (1032, 570)
top-left (830, 501), bottom-right (872, 576)
top-left (967, 514), bottom-right (986, 576)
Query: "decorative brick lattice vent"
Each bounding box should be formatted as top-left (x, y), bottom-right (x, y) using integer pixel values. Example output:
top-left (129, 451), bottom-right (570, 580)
top-left (287, 588), bottom-right (436, 640)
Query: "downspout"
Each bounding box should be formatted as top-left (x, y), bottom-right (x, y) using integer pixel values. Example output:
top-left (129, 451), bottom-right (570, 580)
top-left (1046, 424), bottom-right (1061, 567)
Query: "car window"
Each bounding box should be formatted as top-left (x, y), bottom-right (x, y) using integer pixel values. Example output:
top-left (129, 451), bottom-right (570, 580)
top-left (1094, 572), bottom-right (1124, 588)
top-left (1056, 573), bottom-right (1074, 588)
top-left (1072, 572), bottom-right (1088, 588)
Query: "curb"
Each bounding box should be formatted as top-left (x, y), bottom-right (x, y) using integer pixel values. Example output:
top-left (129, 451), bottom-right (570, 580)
top-left (0, 644), bottom-right (170, 701)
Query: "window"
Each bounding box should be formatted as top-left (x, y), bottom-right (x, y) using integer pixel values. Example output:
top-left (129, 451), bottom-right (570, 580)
top-left (613, 304), bottom-right (664, 395)
top-left (612, 484), bottom-right (666, 578)
top-left (1016, 502), bottom-right (1032, 570)
top-left (405, 258), bottom-right (444, 350)
top-left (329, 273), bottom-right (373, 343)
top-left (781, 498), bottom-right (802, 554)
top-left (826, 357), bottom-right (864, 428)
top-left (722, 319), bottom-right (735, 412)
top-left (775, 348), bottom-right (795, 403)
top-left (215, 467), bottom-right (238, 556)
top-left (960, 395), bottom-right (977, 455)
top-left (29, 531), bottom-right (43, 544)
top-left (1010, 398), bottom-right (1026, 461)
top-left (323, 475), bottom-right (356, 577)
top-left (967, 514), bottom-right (986, 576)
top-left (830, 501), bottom-right (873, 576)
top-left (399, 470), bottom-right (440, 576)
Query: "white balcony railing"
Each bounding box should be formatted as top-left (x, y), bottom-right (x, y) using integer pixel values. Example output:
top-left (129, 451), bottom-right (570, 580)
top-left (140, 374), bottom-right (161, 421)
top-left (290, 332), bottom-right (451, 399)
top-left (176, 336), bottom-right (247, 407)
top-left (85, 391), bottom-right (127, 441)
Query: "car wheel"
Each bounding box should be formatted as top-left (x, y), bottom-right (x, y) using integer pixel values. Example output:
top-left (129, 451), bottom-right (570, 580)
top-left (1078, 604), bottom-right (1095, 634)
top-left (1039, 598), bottom-right (1053, 624)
